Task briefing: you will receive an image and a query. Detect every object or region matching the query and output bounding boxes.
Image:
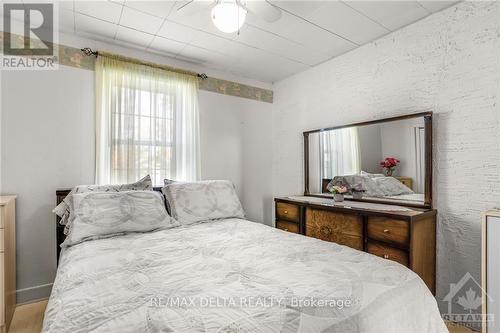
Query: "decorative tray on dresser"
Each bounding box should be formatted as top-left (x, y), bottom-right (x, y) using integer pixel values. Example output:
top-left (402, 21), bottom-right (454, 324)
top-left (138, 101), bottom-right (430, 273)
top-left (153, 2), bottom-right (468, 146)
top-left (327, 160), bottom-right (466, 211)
top-left (274, 196), bottom-right (436, 294)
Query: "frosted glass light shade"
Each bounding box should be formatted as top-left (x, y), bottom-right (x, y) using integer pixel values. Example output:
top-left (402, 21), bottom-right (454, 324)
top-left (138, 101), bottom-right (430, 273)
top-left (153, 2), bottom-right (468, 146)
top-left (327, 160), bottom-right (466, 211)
top-left (211, 1), bottom-right (247, 33)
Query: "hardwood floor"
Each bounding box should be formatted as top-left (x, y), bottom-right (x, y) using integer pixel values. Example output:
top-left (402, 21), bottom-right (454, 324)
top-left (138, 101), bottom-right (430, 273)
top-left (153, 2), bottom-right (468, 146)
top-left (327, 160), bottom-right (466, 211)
top-left (8, 299), bottom-right (476, 333)
top-left (9, 300), bottom-right (47, 333)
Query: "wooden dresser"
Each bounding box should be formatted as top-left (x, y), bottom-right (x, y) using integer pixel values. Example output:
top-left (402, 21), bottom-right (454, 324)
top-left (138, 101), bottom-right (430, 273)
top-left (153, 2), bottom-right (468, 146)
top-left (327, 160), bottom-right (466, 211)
top-left (275, 196), bottom-right (436, 294)
top-left (0, 196), bottom-right (16, 333)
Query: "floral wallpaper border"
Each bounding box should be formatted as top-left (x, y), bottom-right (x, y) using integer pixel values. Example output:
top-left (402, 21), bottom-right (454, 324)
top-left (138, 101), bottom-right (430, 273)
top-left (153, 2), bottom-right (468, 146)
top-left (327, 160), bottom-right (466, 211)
top-left (0, 32), bottom-right (273, 103)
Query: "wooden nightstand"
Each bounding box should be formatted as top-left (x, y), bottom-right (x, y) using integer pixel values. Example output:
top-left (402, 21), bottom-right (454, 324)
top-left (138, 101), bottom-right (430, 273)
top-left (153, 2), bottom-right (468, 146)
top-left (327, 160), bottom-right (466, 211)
top-left (395, 176), bottom-right (413, 190)
top-left (0, 196), bottom-right (16, 333)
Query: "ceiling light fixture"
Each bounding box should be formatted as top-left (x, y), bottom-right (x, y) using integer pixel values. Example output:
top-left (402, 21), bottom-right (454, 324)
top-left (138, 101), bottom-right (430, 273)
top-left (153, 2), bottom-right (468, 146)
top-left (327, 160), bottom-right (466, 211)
top-left (211, 0), bottom-right (247, 34)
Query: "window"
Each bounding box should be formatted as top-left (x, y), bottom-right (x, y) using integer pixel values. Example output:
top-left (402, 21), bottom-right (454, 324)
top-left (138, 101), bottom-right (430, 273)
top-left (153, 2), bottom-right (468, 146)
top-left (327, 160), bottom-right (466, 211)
top-left (319, 127), bottom-right (361, 179)
top-left (96, 55), bottom-right (200, 185)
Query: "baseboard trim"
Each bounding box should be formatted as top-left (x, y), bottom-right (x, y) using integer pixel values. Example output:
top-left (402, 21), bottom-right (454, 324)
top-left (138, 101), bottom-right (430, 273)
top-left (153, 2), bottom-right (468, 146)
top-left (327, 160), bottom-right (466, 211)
top-left (16, 283), bottom-right (53, 305)
top-left (16, 297), bottom-right (49, 306)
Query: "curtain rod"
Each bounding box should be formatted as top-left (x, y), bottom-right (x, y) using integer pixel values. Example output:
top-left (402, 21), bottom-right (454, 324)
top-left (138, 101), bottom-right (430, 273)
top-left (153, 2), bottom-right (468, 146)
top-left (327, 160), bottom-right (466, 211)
top-left (81, 47), bottom-right (208, 80)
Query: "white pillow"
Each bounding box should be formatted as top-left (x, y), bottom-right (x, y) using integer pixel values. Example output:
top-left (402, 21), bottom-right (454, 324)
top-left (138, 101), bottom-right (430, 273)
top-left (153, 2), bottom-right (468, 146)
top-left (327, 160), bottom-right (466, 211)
top-left (359, 171), bottom-right (385, 178)
top-left (162, 180), bottom-right (245, 225)
top-left (53, 175), bottom-right (153, 235)
top-left (62, 190), bottom-right (178, 247)
top-left (373, 177), bottom-right (414, 196)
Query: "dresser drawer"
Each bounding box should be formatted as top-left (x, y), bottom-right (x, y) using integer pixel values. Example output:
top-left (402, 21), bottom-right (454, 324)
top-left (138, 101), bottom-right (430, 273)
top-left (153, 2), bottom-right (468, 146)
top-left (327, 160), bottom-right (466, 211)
top-left (276, 202), bottom-right (300, 223)
top-left (276, 221), bottom-right (300, 234)
top-left (305, 208), bottom-right (363, 250)
top-left (367, 217), bottom-right (409, 247)
top-left (367, 242), bottom-right (409, 267)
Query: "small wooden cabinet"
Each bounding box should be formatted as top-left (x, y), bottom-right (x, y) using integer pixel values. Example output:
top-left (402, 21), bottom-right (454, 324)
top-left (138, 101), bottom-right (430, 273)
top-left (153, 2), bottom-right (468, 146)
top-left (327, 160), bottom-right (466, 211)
top-left (395, 176), bottom-right (413, 190)
top-left (0, 196), bottom-right (16, 333)
top-left (482, 210), bottom-right (500, 333)
top-left (275, 197), bottom-right (436, 294)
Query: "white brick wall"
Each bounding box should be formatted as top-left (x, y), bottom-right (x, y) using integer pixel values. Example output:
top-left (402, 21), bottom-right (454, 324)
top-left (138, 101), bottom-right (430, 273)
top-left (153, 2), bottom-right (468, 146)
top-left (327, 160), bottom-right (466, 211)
top-left (272, 1), bottom-right (500, 312)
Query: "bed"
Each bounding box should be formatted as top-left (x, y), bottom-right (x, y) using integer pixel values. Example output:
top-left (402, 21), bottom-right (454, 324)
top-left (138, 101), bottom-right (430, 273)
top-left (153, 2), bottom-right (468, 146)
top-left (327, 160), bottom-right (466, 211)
top-left (45, 180), bottom-right (447, 333)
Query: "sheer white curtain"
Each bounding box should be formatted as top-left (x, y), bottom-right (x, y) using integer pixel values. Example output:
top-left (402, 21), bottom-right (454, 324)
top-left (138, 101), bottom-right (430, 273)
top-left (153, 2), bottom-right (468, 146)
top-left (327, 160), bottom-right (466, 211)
top-left (320, 127), bottom-right (361, 179)
top-left (95, 55), bottom-right (200, 185)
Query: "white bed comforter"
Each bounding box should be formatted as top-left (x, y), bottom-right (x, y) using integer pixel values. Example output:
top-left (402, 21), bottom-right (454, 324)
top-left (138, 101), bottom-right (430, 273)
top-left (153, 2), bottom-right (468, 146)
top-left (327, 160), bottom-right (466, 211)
top-left (43, 218), bottom-right (447, 333)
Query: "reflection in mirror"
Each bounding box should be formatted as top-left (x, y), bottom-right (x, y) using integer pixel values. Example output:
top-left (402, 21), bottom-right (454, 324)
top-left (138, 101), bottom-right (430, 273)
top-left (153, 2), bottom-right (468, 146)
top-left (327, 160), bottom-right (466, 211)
top-left (308, 116), bottom-right (426, 205)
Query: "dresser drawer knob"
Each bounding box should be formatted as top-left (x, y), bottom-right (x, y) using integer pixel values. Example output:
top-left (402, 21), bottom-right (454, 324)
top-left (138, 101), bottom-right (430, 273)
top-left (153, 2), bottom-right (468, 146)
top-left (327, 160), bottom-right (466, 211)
top-left (383, 229), bottom-right (389, 233)
top-left (383, 254), bottom-right (389, 259)
top-left (284, 210), bottom-right (288, 214)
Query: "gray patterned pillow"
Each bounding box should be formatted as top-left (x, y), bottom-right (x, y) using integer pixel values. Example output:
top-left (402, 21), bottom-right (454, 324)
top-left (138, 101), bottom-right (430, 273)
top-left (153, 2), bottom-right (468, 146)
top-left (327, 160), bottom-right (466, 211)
top-left (162, 180), bottom-right (245, 225)
top-left (163, 178), bottom-right (177, 186)
top-left (53, 175), bottom-right (153, 234)
top-left (62, 190), bottom-right (178, 247)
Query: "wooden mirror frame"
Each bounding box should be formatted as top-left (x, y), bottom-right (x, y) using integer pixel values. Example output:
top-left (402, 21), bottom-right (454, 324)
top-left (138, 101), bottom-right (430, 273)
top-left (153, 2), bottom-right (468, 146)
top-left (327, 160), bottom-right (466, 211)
top-left (303, 112), bottom-right (433, 209)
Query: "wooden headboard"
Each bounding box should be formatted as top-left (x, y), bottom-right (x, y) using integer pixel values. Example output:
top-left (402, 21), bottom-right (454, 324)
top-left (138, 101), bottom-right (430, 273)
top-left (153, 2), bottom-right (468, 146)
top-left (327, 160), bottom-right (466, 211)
top-left (55, 186), bottom-right (163, 264)
top-left (321, 179), bottom-right (332, 193)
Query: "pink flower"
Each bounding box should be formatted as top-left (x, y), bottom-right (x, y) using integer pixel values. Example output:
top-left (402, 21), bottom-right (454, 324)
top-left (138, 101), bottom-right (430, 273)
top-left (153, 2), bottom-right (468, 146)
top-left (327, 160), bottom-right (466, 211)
top-left (380, 157), bottom-right (400, 169)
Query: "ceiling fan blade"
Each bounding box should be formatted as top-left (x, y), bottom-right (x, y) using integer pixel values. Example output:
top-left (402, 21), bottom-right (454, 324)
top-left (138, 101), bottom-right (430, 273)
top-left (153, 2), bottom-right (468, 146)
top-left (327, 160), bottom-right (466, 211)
top-left (243, 0), bottom-right (282, 22)
top-left (177, 0), bottom-right (215, 16)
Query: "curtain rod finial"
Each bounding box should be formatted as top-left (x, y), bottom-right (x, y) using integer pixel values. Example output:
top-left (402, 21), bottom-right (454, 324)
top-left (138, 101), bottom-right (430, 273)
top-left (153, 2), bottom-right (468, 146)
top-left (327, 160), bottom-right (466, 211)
top-left (197, 73), bottom-right (208, 80)
top-left (81, 48), bottom-right (98, 57)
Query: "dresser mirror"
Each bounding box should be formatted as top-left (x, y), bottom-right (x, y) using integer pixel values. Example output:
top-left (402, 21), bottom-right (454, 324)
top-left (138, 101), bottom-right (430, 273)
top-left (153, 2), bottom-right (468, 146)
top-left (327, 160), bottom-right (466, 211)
top-left (304, 112), bottom-right (432, 208)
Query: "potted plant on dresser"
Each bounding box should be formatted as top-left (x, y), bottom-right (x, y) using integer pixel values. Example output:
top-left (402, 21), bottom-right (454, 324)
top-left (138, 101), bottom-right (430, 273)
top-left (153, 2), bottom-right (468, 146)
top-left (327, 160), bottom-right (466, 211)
top-left (380, 157), bottom-right (400, 176)
top-left (329, 185), bottom-right (348, 202)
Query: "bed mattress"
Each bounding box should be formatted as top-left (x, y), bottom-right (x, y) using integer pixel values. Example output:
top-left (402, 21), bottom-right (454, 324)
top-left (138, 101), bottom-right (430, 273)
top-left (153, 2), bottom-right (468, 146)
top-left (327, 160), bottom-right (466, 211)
top-left (43, 218), bottom-right (447, 333)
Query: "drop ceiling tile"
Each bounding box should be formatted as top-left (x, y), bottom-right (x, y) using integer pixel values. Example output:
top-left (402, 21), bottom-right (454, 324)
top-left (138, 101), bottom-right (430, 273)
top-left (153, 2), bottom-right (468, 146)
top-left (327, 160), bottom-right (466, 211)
top-left (306, 1), bottom-right (389, 45)
top-left (156, 19), bottom-right (198, 43)
top-left (119, 6), bottom-right (163, 34)
top-left (115, 25), bottom-right (154, 47)
top-left (230, 51), bottom-right (309, 82)
top-left (245, 10), bottom-right (354, 56)
top-left (188, 30), bottom-right (238, 56)
top-left (75, 13), bottom-right (118, 39)
top-left (148, 36), bottom-right (186, 56)
top-left (177, 44), bottom-right (233, 66)
top-left (59, 8), bottom-right (75, 33)
top-left (219, 41), bottom-right (261, 61)
top-left (58, 1), bottom-right (74, 11)
top-left (166, 1), bottom-right (213, 30)
top-left (236, 25), bottom-right (329, 66)
top-left (417, 1), bottom-right (458, 13)
top-left (74, 1), bottom-right (123, 24)
top-left (270, 1), bottom-right (324, 17)
top-left (346, 1), bottom-right (429, 31)
top-left (124, 1), bottom-right (176, 18)
top-left (201, 20), bottom-right (243, 39)
top-left (290, 23), bottom-right (356, 56)
top-left (244, 9), bottom-right (297, 38)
